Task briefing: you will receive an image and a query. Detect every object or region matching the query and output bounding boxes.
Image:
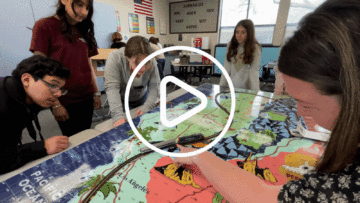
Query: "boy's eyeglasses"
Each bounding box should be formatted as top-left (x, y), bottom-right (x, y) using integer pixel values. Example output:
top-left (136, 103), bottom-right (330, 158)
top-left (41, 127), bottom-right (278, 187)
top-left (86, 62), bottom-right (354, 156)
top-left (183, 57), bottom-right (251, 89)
top-left (39, 78), bottom-right (68, 96)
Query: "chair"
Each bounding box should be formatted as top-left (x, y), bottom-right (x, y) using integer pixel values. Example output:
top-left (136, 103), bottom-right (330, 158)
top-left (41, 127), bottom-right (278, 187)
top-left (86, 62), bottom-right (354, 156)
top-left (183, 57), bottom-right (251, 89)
top-left (192, 65), bottom-right (213, 85)
top-left (260, 64), bottom-right (276, 91)
top-left (170, 63), bottom-right (188, 91)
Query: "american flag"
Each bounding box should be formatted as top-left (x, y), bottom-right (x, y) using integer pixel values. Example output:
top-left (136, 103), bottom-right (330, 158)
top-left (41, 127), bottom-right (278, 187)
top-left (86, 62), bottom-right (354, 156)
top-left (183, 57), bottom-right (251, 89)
top-left (134, 0), bottom-right (153, 17)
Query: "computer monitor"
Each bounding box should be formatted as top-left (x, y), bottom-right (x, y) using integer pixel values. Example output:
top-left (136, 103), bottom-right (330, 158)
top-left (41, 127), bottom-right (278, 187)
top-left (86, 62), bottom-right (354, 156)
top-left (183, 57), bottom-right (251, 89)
top-left (213, 44), bottom-right (280, 78)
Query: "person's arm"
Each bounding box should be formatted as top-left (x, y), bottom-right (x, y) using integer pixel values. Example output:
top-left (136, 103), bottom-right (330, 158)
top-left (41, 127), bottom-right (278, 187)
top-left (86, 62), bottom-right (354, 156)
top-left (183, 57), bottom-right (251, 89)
top-left (248, 44), bottom-right (262, 92)
top-left (104, 51), bottom-right (126, 123)
top-left (88, 58), bottom-right (101, 109)
top-left (0, 138), bottom-right (47, 175)
top-left (219, 43), bottom-right (232, 89)
top-left (174, 145), bottom-right (282, 203)
top-left (141, 59), bottom-right (160, 113)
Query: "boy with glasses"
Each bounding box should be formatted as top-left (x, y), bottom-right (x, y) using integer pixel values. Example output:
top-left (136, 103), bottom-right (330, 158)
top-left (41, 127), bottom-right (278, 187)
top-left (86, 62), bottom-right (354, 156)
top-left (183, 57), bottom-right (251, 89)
top-left (0, 55), bottom-right (71, 174)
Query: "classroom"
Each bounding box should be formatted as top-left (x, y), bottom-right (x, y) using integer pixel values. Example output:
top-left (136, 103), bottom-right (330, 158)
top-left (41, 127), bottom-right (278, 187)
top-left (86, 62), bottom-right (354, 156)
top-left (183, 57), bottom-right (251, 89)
top-left (2, 0), bottom-right (359, 202)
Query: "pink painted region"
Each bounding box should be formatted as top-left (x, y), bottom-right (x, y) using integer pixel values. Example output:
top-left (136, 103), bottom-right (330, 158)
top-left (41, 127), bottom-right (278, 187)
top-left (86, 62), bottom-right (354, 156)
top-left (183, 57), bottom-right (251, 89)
top-left (146, 157), bottom-right (219, 203)
top-left (296, 142), bottom-right (325, 159)
top-left (302, 116), bottom-right (317, 132)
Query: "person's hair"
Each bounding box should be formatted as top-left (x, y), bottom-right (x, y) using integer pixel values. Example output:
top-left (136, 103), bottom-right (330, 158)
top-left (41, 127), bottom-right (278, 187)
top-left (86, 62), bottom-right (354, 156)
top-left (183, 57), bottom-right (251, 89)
top-left (278, 0), bottom-right (360, 173)
top-left (12, 55), bottom-right (71, 80)
top-left (149, 37), bottom-right (159, 45)
top-left (125, 36), bottom-right (152, 65)
top-left (226, 19), bottom-right (260, 64)
top-left (112, 32), bottom-right (122, 43)
top-left (55, 0), bottom-right (97, 51)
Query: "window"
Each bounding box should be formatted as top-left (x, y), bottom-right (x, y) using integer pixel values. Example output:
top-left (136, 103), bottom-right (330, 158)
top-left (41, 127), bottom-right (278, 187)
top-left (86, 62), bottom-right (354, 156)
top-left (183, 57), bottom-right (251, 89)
top-left (284, 0), bottom-right (326, 40)
top-left (219, 0), bottom-right (326, 45)
top-left (219, 0), bottom-right (280, 44)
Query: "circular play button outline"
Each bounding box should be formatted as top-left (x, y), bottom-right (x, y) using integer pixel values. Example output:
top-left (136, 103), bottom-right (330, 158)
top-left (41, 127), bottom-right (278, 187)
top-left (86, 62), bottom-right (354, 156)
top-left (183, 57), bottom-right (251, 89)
top-left (124, 46), bottom-right (235, 157)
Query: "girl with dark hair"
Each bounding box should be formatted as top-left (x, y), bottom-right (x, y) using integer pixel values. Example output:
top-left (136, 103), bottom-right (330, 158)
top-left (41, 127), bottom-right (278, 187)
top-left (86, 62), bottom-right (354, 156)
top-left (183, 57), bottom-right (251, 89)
top-left (110, 32), bottom-right (126, 49)
top-left (174, 0), bottom-right (360, 202)
top-left (30, 0), bottom-right (101, 137)
top-left (105, 36), bottom-right (160, 128)
top-left (219, 19), bottom-right (261, 91)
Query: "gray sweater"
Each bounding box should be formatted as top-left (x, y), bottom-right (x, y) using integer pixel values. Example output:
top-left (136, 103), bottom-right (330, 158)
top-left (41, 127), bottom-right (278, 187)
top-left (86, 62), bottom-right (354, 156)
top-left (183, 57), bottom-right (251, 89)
top-left (104, 48), bottom-right (160, 123)
top-left (219, 43), bottom-right (261, 92)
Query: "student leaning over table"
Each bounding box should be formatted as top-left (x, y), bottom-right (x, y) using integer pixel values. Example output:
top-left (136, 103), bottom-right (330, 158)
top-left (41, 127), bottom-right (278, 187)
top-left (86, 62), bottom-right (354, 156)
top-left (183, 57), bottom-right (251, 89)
top-left (0, 55), bottom-right (70, 175)
top-left (104, 36), bottom-right (160, 129)
top-left (175, 0), bottom-right (360, 202)
top-left (30, 0), bottom-right (101, 137)
top-left (219, 19), bottom-right (261, 92)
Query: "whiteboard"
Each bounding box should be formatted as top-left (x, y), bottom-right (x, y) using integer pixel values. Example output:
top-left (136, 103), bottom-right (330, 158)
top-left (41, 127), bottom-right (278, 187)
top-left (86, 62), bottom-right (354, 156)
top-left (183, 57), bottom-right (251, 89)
top-left (170, 0), bottom-right (220, 34)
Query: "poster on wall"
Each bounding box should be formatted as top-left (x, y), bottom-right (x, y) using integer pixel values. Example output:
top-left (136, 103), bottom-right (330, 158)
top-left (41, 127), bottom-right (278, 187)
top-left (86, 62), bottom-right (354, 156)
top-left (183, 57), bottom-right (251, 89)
top-left (170, 0), bottom-right (220, 34)
top-left (146, 17), bottom-right (155, 34)
top-left (128, 13), bottom-right (139, 33)
top-left (115, 11), bottom-right (121, 32)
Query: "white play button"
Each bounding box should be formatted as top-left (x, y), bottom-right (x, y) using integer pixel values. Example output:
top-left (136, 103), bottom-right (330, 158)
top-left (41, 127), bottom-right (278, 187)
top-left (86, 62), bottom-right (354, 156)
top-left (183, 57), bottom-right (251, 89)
top-left (160, 76), bottom-right (207, 127)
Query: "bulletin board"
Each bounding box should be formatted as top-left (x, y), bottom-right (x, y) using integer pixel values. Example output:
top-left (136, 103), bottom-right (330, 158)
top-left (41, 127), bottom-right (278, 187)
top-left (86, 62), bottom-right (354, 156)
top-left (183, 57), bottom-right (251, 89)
top-left (169, 0), bottom-right (220, 34)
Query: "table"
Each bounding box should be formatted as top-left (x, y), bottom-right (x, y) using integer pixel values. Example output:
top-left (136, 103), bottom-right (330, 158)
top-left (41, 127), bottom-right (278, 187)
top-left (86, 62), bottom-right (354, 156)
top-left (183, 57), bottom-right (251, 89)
top-left (0, 129), bottom-right (103, 182)
top-left (95, 88), bottom-right (190, 133)
top-left (170, 61), bottom-right (213, 83)
top-left (0, 84), bottom-right (325, 203)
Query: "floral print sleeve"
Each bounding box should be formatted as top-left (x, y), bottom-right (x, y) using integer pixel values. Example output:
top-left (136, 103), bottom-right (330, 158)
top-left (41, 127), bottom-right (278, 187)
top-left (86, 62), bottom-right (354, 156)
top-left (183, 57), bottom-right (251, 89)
top-left (278, 160), bottom-right (360, 203)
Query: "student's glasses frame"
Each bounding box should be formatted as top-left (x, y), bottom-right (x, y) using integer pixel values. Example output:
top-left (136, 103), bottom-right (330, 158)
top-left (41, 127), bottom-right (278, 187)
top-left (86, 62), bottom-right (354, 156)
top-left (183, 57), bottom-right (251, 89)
top-left (39, 78), bottom-right (68, 96)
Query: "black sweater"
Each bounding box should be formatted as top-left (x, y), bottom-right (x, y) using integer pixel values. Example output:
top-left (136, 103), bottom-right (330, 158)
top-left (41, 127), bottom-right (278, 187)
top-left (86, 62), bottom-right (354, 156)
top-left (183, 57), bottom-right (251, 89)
top-left (0, 77), bottom-right (48, 175)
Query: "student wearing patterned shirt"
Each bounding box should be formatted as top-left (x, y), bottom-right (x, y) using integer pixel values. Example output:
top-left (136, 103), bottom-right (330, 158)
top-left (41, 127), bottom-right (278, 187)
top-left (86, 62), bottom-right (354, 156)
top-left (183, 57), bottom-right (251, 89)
top-left (174, 0), bottom-right (360, 202)
top-left (30, 0), bottom-right (101, 137)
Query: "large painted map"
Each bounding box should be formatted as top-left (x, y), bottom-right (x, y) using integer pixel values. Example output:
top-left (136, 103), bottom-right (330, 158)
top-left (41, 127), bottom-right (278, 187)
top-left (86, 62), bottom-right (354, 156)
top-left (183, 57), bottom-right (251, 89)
top-left (0, 84), bottom-right (324, 203)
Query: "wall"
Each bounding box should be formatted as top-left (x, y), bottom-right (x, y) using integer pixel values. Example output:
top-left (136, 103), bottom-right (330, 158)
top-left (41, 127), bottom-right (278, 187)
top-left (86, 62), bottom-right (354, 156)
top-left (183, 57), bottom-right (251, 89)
top-left (95, 0), bottom-right (171, 46)
top-left (98, 0), bottom-right (220, 55)
top-left (168, 0), bottom-right (219, 56)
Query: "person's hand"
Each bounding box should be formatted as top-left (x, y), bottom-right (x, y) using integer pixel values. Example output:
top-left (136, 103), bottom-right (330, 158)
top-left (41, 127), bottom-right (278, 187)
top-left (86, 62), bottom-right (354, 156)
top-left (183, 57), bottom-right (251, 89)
top-left (44, 136), bottom-right (69, 155)
top-left (136, 109), bottom-right (144, 117)
top-left (173, 144), bottom-right (199, 167)
top-left (113, 118), bottom-right (127, 128)
top-left (52, 105), bottom-right (69, 122)
top-left (94, 96), bottom-right (101, 110)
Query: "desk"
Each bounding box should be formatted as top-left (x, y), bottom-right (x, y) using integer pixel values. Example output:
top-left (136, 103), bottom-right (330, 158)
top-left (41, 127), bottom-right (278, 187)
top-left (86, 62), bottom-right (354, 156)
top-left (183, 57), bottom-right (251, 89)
top-left (171, 61), bottom-right (213, 83)
top-left (0, 129), bottom-right (103, 182)
top-left (0, 84), bottom-right (325, 203)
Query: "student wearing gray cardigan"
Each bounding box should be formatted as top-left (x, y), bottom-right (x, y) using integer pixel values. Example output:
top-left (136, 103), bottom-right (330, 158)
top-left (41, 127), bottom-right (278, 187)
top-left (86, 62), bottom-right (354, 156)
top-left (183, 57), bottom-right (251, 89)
top-left (219, 19), bottom-right (261, 92)
top-left (104, 36), bottom-right (160, 128)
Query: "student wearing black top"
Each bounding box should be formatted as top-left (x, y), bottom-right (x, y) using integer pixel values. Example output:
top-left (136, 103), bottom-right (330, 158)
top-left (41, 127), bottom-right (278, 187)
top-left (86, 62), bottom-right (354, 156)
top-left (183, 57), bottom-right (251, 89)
top-left (110, 32), bottom-right (126, 49)
top-left (0, 55), bottom-right (71, 174)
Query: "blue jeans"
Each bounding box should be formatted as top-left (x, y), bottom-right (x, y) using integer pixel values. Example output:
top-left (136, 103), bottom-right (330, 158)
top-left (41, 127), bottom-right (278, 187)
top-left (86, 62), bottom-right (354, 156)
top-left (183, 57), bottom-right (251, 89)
top-left (157, 59), bottom-right (165, 80)
top-left (121, 90), bottom-right (148, 112)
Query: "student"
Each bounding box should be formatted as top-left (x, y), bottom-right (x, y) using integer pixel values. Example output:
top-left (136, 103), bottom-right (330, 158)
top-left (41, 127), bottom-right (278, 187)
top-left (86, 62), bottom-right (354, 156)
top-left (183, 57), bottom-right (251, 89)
top-left (149, 37), bottom-right (165, 80)
top-left (105, 36), bottom-right (160, 128)
top-left (156, 37), bottom-right (163, 49)
top-left (110, 32), bottom-right (126, 49)
top-left (30, 0), bottom-right (101, 137)
top-left (0, 55), bottom-right (71, 174)
top-left (175, 0), bottom-right (360, 202)
top-left (219, 19), bottom-right (261, 92)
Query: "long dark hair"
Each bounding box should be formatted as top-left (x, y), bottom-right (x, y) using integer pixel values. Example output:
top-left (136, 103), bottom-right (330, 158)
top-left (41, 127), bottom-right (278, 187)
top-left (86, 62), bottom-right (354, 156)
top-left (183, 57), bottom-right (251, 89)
top-left (278, 0), bottom-right (360, 173)
top-left (226, 19), bottom-right (259, 64)
top-left (55, 0), bottom-right (97, 51)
